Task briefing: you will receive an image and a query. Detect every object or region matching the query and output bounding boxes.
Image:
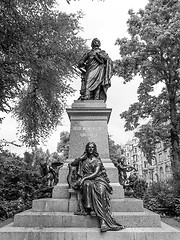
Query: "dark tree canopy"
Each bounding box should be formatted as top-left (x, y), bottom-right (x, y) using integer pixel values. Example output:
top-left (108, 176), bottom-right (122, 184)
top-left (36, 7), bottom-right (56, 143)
top-left (114, 0), bottom-right (180, 180)
top-left (0, 0), bottom-right (88, 147)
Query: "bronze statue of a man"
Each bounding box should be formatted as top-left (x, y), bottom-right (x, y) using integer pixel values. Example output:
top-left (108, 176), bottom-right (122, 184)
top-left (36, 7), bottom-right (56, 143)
top-left (78, 38), bottom-right (113, 102)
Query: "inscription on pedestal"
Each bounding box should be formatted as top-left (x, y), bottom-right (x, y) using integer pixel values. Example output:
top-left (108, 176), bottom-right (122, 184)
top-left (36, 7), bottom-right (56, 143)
top-left (66, 101), bottom-right (112, 160)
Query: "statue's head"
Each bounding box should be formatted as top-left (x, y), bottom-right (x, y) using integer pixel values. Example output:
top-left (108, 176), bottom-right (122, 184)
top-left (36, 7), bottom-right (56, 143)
top-left (85, 142), bottom-right (99, 157)
top-left (119, 156), bottom-right (126, 164)
top-left (91, 38), bottom-right (101, 49)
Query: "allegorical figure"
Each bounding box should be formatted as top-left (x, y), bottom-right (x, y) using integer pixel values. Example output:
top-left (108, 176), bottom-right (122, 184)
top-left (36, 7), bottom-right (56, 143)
top-left (113, 156), bottom-right (136, 186)
top-left (78, 38), bottom-right (113, 102)
top-left (70, 142), bottom-right (125, 232)
top-left (40, 160), bottom-right (63, 187)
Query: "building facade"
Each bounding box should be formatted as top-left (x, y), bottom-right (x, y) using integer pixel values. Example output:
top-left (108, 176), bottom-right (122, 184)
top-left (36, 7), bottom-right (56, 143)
top-left (122, 137), bottom-right (172, 184)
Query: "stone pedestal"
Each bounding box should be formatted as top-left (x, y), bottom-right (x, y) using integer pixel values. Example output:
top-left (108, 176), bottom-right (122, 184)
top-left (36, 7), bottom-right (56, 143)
top-left (66, 100), bottom-right (111, 160)
top-left (0, 100), bottom-right (180, 239)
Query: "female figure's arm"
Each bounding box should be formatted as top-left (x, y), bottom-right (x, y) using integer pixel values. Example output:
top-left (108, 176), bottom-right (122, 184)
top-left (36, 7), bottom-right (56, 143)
top-left (80, 163), bottom-right (100, 186)
top-left (71, 158), bottom-right (81, 167)
top-left (71, 153), bottom-right (87, 167)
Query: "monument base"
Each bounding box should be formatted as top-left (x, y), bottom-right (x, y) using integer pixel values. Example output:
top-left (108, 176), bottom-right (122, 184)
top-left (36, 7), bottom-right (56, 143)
top-left (66, 100), bottom-right (112, 160)
top-left (0, 100), bottom-right (180, 239)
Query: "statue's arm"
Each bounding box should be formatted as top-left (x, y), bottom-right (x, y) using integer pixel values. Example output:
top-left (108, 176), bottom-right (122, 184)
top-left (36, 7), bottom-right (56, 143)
top-left (94, 52), bottom-right (104, 64)
top-left (126, 165), bottom-right (136, 172)
top-left (81, 165), bottom-right (100, 183)
top-left (78, 52), bottom-right (88, 69)
top-left (97, 50), bottom-right (112, 62)
top-left (116, 163), bottom-right (128, 170)
top-left (71, 153), bottom-right (87, 166)
top-left (71, 158), bottom-right (81, 166)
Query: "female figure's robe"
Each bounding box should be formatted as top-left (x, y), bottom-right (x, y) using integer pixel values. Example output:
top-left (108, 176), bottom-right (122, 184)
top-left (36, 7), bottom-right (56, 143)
top-left (71, 156), bottom-right (124, 231)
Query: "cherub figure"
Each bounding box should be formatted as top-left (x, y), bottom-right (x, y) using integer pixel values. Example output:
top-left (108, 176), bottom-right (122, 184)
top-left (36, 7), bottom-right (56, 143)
top-left (113, 156), bottom-right (135, 186)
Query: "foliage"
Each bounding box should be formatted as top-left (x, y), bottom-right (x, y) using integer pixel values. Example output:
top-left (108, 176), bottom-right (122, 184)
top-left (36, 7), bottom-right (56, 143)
top-left (57, 131), bottom-right (70, 160)
top-left (50, 151), bottom-right (65, 164)
top-left (66, 0), bottom-right (105, 3)
top-left (108, 135), bottom-right (122, 163)
top-left (135, 124), bottom-right (156, 164)
top-left (56, 132), bottom-right (122, 161)
top-left (0, 149), bottom-right (53, 219)
top-left (24, 147), bottom-right (64, 168)
top-left (0, 0), bottom-right (88, 147)
top-left (114, 0), bottom-right (180, 180)
top-left (135, 121), bottom-right (170, 164)
top-left (23, 151), bottom-right (34, 167)
top-left (143, 180), bottom-right (180, 216)
top-left (133, 178), bottom-right (148, 198)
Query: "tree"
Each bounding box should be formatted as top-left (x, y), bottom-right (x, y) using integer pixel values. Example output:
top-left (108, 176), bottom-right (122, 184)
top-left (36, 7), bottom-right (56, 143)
top-left (114, 0), bottom-right (180, 181)
top-left (57, 132), bottom-right (122, 161)
top-left (0, 148), bottom-right (53, 218)
top-left (50, 151), bottom-right (64, 164)
top-left (23, 151), bottom-right (34, 167)
top-left (66, 0), bottom-right (104, 3)
top-left (57, 131), bottom-right (70, 160)
top-left (108, 135), bottom-right (122, 163)
top-left (135, 118), bottom-right (171, 165)
top-left (0, 0), bottom-right (88, 147)
top-left (134, 122), bottom-right (160, 164)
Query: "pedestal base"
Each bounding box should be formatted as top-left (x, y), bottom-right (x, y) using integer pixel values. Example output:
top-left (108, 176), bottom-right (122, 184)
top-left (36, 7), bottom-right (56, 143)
top-left (66, 100), bottom-right (112, 160)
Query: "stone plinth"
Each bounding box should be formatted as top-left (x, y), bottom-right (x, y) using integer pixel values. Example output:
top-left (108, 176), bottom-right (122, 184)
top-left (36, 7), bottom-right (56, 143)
top-left (1, 100), bottom-right (180, 240)
top-left (66, 100), bottom-right (111, 160)
top-left (13, 210), bottom-right (161, 228)
top-left (32, 198), bottom-right (144, 213)
top-left (1, 223), bottom-right (180, 240)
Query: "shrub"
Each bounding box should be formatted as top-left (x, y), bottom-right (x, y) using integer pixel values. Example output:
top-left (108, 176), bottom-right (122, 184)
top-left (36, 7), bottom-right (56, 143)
top-left (0, 151), bottom-right (52, 219)
top-left (143, 181), bottom-right (180, 216)
top-left (133, 179), bottom-right (148, 198)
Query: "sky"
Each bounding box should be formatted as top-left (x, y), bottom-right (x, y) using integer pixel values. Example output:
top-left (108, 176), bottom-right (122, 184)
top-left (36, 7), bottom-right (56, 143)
top-left (0, 0), bottom-right (149, 156)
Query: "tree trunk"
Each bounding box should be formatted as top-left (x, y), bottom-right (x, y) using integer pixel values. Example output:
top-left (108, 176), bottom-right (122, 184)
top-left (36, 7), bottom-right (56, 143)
top-left (169, 94), bottom-right (180, 182)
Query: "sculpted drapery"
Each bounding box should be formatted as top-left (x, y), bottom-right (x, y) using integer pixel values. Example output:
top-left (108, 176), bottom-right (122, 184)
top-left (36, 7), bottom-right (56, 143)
top-left (78, 38), bottom-right (113, 102)
top-left (70, 142), bottom-right (124, 232)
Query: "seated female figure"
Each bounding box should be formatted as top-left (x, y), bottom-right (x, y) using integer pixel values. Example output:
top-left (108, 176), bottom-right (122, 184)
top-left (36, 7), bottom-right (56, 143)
top-left (70, 142), bottom-right (124, 232)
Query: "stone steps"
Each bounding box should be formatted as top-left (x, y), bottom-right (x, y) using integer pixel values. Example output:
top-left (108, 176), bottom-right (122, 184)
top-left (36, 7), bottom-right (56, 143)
top-left (32, 198), bottom-right (144, 212)
top-left (52, 182), bottom-right (124, 199)
top-left (1, 99), bottom-right (180, 239)
top-left (1, 222), bottom-right (180, 240)
top-left (13, 209), bottom-right (161, 228)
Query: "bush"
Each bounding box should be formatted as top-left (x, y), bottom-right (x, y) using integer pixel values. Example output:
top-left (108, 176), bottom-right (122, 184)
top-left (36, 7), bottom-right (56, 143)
top-left (133, 179), bottom-right (148, 198)
top-left (0, 151), bottom-right (52, 220)
top-left (143, 181), bottom-right (180, 216)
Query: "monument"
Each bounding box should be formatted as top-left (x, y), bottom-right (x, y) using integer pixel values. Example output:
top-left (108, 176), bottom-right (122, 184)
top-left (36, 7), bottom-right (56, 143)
top-left (0, 38), bottom-right (180, 239)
